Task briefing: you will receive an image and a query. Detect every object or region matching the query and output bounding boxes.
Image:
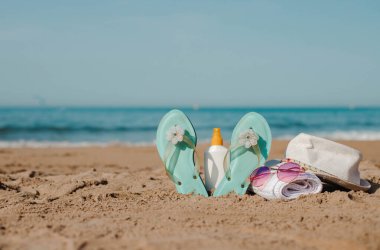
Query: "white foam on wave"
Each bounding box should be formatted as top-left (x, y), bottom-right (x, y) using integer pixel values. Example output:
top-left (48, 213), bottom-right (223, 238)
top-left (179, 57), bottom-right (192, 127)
top-left (0, 140), bottom-right (156, 148)
top-left (276, 130), bottom-right (380, 141)
top-left (1, 130), bottom-right (380, 148)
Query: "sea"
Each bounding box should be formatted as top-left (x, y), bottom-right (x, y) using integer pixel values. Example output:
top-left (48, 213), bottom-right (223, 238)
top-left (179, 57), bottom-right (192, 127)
top-left (0, 107), bottom-right (379, 147)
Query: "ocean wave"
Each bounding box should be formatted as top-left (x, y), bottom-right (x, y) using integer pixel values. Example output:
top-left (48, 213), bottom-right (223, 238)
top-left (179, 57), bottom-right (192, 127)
top-left (2, 120), bottom-right (379, 134)
top-left (0, 125), bottom-right (241, 134)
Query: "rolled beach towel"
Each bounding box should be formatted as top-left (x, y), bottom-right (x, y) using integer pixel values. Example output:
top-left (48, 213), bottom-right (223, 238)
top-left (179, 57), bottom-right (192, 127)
top-left (250, 172), bottom-right (323, 200)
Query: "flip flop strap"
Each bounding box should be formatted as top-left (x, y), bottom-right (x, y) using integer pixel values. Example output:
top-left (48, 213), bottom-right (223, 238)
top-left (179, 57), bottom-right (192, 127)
top-left (163, 134), bottom-right (200, 184)
top-left (223, 144), bottom-right (261, 183)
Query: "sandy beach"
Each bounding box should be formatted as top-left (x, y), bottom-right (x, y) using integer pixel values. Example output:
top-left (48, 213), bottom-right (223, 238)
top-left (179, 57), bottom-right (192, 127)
top-left (0, 140), bottom-right (379, 250)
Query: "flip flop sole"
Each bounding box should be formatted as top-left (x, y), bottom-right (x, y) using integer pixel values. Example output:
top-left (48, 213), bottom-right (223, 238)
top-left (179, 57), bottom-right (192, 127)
top-left (156, 109), bottom-right (208, 197)
top-left (213, 112), bottom-right (272, 197)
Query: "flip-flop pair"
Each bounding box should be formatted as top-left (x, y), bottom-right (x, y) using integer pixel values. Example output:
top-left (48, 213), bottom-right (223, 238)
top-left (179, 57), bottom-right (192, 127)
top-left (156, 109), bottom-right (272, 197)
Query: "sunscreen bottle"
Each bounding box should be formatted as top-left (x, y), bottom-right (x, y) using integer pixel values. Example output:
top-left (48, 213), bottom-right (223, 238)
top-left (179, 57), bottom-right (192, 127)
top-left (204, 128), bottom-right (228, 192)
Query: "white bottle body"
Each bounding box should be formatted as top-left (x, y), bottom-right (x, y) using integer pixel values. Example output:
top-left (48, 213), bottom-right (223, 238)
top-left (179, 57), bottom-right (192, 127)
top-left (204, 145), bottom-right (228, 192)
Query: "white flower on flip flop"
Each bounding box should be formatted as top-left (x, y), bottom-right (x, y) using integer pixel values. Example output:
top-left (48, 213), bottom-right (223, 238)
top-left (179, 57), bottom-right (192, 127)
top-left (166, 125), bottom-right (185, 145)
top-left (238, 129), bottom-right (259, 148)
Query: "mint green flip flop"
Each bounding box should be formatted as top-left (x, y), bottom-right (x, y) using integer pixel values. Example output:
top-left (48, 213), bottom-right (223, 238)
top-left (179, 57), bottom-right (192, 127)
top-left (156, 109), bottom-right (208, 197)
top-left (213, 112), bottom-right (271, 197)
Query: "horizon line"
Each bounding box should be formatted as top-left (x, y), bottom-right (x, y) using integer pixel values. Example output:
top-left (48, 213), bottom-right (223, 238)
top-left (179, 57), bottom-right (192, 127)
top-left (0, 105), bottom-right (379, 110)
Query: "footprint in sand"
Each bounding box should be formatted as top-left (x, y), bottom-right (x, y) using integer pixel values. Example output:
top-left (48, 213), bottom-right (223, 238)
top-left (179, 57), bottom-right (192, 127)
top-left (1, 169), bottom-right (108, 203)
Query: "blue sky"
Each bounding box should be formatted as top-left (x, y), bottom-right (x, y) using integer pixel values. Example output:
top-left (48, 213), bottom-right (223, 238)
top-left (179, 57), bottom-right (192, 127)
top-left (0, 1), bottom-right (379, 107)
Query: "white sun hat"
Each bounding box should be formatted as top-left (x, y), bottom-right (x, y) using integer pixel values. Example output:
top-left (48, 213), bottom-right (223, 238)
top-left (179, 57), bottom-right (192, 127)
top-left (285, 133), bottom-right (371, 191)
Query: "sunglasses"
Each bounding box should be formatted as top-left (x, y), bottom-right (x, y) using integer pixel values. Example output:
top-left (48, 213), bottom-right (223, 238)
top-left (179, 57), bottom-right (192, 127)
top-left (249, 161), bottom-right (306, 189)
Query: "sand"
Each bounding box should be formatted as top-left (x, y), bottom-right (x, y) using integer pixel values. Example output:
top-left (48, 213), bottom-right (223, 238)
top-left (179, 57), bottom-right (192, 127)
top-left (0, 140), bottom-right (379, 250)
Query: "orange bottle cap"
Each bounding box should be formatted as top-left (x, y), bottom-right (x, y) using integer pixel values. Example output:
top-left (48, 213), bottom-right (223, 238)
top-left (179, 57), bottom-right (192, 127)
top-left (211, 128), bottom-right (223, 146)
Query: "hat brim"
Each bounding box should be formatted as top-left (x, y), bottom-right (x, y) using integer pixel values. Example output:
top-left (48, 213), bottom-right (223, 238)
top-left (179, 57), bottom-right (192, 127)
top-left (316, 173), bottom-right (371, 192)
